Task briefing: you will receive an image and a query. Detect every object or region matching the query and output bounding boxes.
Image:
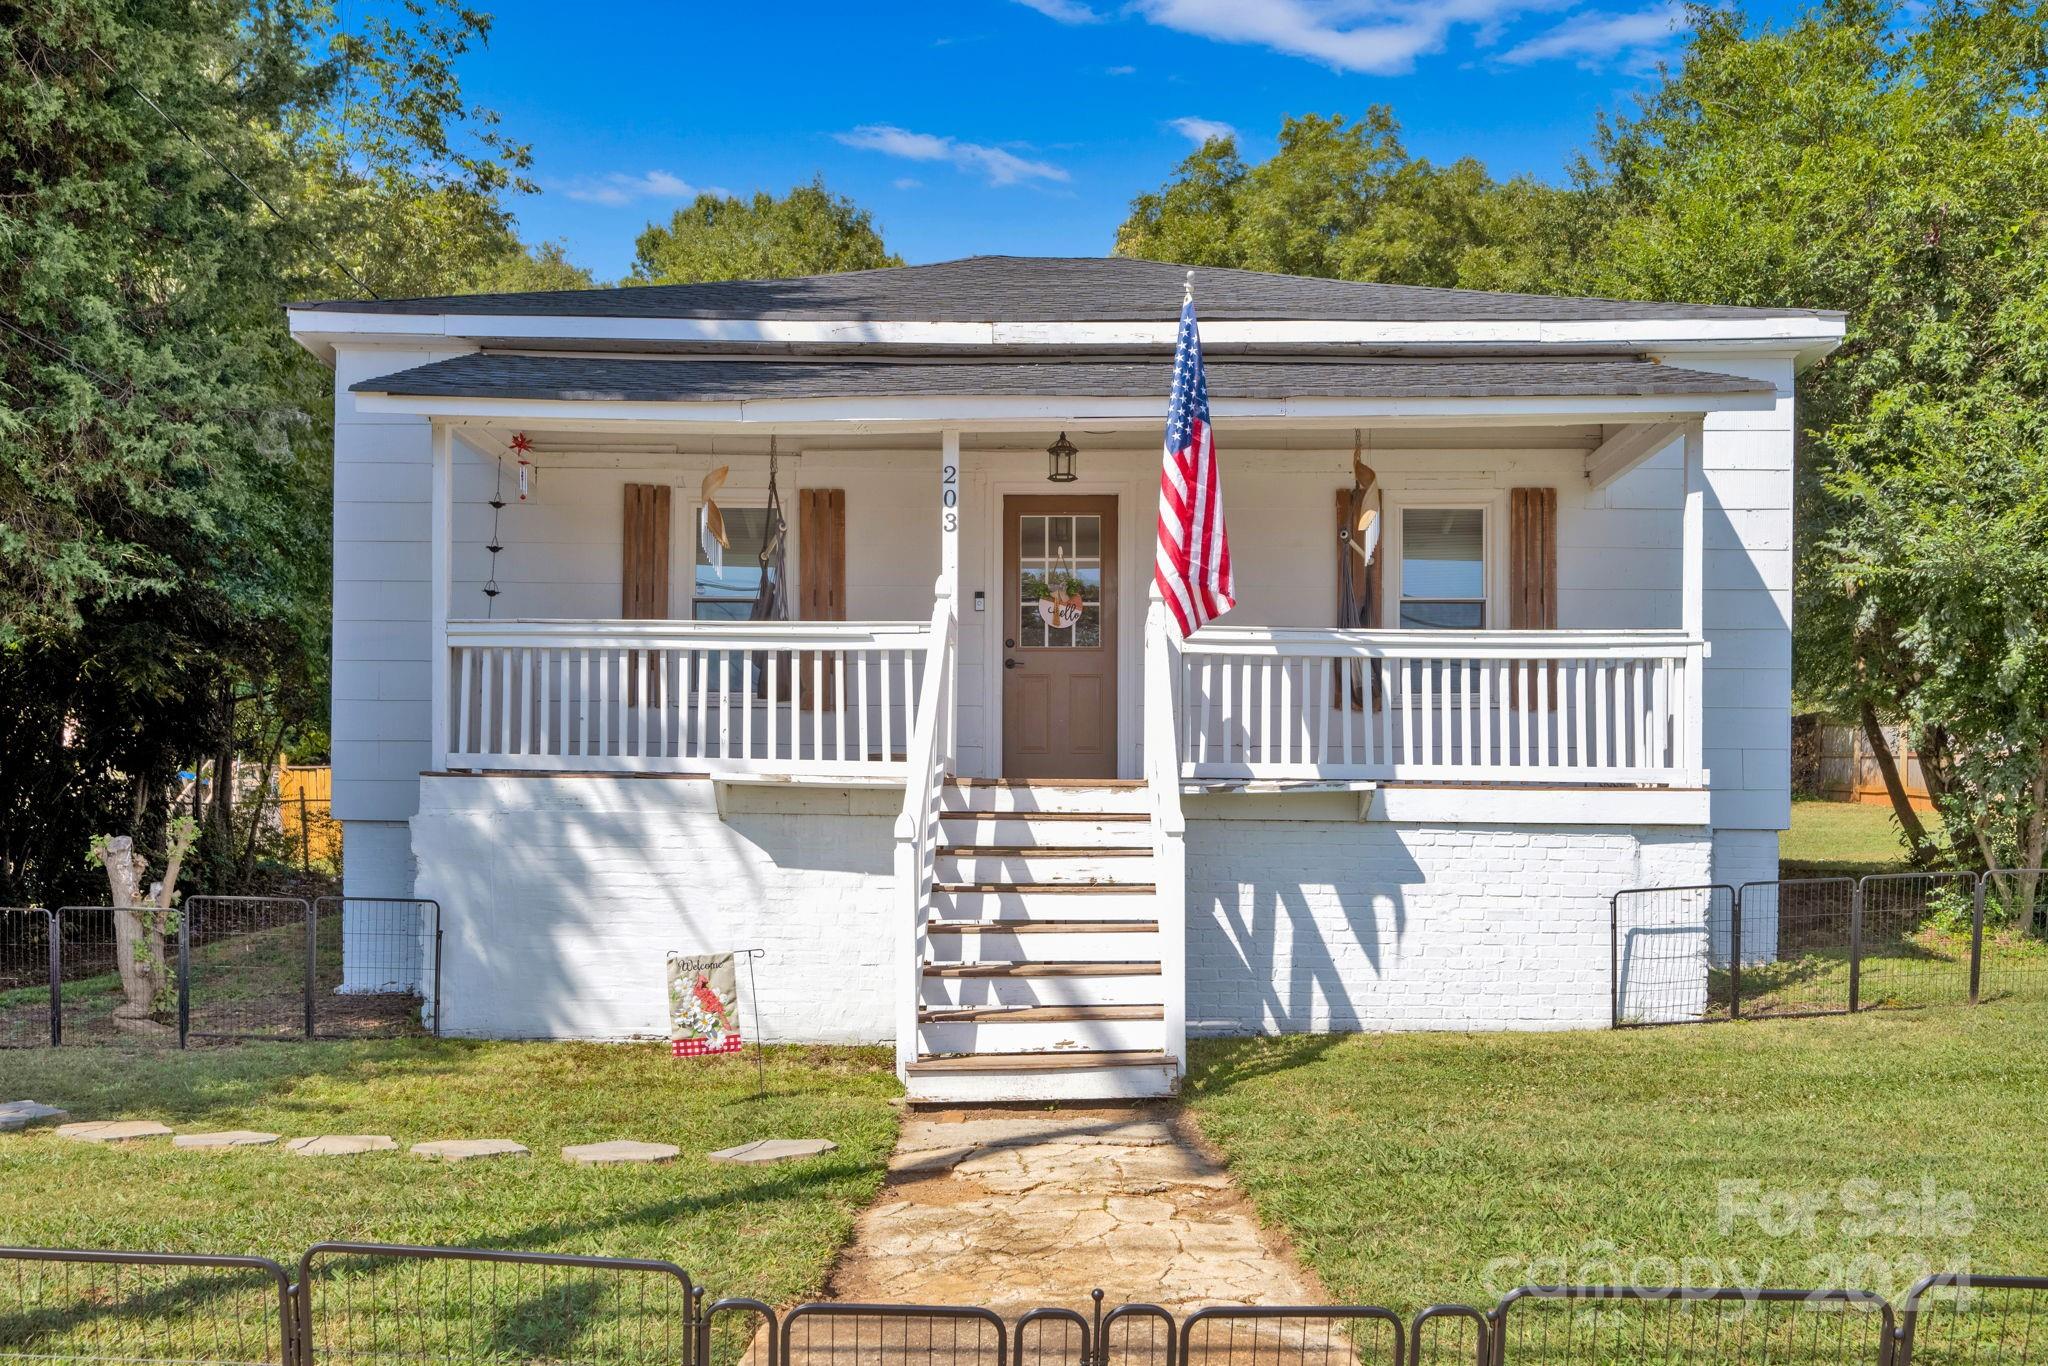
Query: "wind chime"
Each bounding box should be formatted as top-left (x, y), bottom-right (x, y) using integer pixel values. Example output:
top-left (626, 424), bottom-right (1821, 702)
top-left (481, 433), bottom-right (536, 616)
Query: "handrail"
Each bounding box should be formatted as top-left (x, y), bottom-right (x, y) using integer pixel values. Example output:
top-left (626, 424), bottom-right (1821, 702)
top-left (447, 618), bottom-right (929, 649)
top-left (1185, 625), bottom-right (1703, 660)
top-left (1143, 596), bottom-right (1188, 1073)
top-left (893, 586), bottom-right (956, 1078)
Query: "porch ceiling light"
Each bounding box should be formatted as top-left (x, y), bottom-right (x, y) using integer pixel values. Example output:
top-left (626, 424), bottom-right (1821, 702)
top-left (1046, 431), bottom-right (1079, 483)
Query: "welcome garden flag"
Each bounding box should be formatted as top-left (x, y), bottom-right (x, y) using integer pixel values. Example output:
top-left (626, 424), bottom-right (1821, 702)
top-left (667, 952), bottom-right (744, 1057)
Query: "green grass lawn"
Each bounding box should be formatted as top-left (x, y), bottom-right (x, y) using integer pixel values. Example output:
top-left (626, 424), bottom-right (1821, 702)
top-left (1781, 798), bottom-right (1917, 878)
top-left (0, 1037), bottom-right (900, 1361)
top-left (1186, 998), bottom-right (2048, 1317)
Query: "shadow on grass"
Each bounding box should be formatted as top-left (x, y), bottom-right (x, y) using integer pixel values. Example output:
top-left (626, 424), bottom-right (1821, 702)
top-left (1183, 1033), bottom-right (1350, 1095)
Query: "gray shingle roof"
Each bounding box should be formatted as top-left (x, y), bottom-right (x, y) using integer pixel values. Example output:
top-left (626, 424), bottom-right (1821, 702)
top-left (299, 255), bottom-right (1834, 325)
top-left (351, 353), bottom-right (1776, 403)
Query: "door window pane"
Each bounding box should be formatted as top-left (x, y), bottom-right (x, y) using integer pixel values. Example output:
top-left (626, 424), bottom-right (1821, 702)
top-left (694, 506), bottom-right (773, 617)
top-left (1017, 513), bottom-right (1104, 648)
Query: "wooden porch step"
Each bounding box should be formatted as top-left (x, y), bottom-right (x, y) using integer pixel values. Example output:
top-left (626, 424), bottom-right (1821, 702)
top-left (919, 1004), bottom-right (1163, 1025)
top-left (948, 778), bottom-right (1145, 789)
top-left (907, 1049), bottom-right (1176, 1073)
top-left (940, 811), bottom-right (1148, 822)
top-left (923, 961), bottom-right (1161, 978)
top-left (927, 919), bottom-right (1159, 934)
top-left (940, 845), bottom-right (1149, 857)
top-left (934, 882), bottom-right (1157, 894)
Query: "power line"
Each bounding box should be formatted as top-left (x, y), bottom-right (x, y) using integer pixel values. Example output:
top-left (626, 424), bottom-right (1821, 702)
top-left (83, 44), bottom-right (381, 300)
top-left (0, 315), bottom-right (130, 395)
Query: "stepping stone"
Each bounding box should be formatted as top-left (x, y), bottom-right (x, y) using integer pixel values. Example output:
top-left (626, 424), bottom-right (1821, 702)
top-left (284, 1134), bottom-right (398, 1156)
top-left (0, 1101), bottom-right (69, 1132)
top-left (412, 1138), bottom-right (528, 1162)
top-left (55, 1120), bottom-right (172, 1143)
top-left (562, 1140), bottom-right (678, 1165)
top-left (708, 1138), bottom-right (838, 1166)
top-left (174, 1131), bottom-right (281, 1149)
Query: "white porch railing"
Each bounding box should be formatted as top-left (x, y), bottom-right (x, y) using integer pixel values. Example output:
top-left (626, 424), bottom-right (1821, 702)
top-left (893, 590), bottom-right (956, 1078)
top-left (443, 619), bottom-right (931, 777)
top-left (1177, 628), bottom-right (1707, 786)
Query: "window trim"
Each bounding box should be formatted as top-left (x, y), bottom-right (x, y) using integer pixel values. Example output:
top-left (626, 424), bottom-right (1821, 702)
top-left (1384, 492), bottom-right (1506, 631)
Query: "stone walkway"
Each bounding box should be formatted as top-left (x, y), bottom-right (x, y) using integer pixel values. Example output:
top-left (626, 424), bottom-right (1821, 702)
top-left (829, 1109), bottom-right (1322, 1317)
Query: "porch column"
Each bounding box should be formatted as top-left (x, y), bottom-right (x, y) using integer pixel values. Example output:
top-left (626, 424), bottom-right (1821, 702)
top-left (428, 422), bottom-right (453, 770)
top-left (939, 429), bottom-right (961, 772)
top-left (1680, 421), bottom-right (1709, 783)
top-left (1681, 421), bottom-right (1705, 640)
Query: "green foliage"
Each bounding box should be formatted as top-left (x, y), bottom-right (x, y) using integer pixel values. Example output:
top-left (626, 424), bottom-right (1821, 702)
top-left (630, 177), bottom-right (902, 285)
top-left (0, 0), bottom-right (575, 902)
top-left (1114, 109), bottom-right (1584, 291)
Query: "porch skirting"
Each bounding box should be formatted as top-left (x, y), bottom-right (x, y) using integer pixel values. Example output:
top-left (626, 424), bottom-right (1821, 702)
top-left (405, 774), bottom-right (1710, 1044)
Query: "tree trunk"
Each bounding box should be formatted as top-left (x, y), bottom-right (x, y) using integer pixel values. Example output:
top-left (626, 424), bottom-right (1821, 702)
top-left (99, 836), bottom-right (169, 1026)
top-left (1861, 701), bottom-right (1934, 866)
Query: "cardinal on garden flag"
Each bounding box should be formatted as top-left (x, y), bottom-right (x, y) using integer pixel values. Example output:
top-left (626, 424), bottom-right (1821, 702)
top-left (1154, 277), bottom-right (1234, 637)
top-left (667, 952), bottom-right (744, 1057)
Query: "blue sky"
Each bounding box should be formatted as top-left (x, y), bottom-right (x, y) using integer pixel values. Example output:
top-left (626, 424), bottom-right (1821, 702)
top-left (459, 0), bottom-right (1788, 283)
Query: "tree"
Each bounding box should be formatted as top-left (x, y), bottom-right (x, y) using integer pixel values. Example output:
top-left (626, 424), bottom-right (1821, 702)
top-left (0, 0), bottom-right (550, 903)
top-left (1579, 0), bottom-right (2048, 891)
top-left (630, 178), bottom-right (901, 284)
top-left (1114, 110), bottom-right (1581, 292)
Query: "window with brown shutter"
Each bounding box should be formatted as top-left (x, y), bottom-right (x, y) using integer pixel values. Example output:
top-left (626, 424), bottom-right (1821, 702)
top-left (798, 488), bottom-right (845, 710)
top-left (622, 483), bottom-right (671, 706)
top-left (622, 484), bottom-right (671, 618)
top-left (1508, 487), bottom-right (1558, 630)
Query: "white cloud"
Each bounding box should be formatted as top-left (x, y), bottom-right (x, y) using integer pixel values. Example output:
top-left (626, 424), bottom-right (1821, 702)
top-left (1132, 0), bottom-right (1449, 74)
top-left (835, 125), bottom-right (1070, 187)
top-left (1167, 116), bottom-right (1238, 145)
top-left (1499, 3), bottom-right (1681, 63)
top-left (1105, 63), bottom-right (1139, 74)
top-left (892, 177), bottom-right (924, 190)
top-left (560, 169), bottom-right (699, 207)
top-left (1011, 0), bottom-right (1104, 22)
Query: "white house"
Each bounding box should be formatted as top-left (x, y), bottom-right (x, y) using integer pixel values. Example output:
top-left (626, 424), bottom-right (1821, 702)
top-left (287, 255), bottom-right (1843, 1101)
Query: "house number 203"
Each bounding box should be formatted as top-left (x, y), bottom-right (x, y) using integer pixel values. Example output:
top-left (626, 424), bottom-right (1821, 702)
top-left (941, 464), bottom-right (958, 532)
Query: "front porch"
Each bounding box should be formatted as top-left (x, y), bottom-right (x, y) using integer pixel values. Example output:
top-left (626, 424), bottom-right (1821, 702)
top-left (419, 416), bottom-right (1721, 803)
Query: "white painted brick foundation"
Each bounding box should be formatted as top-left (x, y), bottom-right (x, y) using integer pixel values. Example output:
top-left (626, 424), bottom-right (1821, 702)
top-left (406, 777), bottom-right (1719, 1043)
top-left (1184, 820), bottom-right (1714, 1034)
top-left (411, 776), bottom-right (896, 1043)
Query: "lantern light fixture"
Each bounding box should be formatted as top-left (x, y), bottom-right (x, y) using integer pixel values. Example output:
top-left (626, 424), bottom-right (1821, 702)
top-left (1046, 431), bottom-right (1079, 483)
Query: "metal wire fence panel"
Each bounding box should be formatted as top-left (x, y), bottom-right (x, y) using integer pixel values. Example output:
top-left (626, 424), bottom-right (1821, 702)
top-left (1409, 1308), bottom-right (1488, 1366)
top-left (779, 1305), bottom-right (1006, 1366)
top-left (1490, 1288), bottom-right (1894, 1366)
top-left (181, 897), bottom-right (312, 1041)
top-left (1612, 886), bottom-right (1734, 1026)
top-left (1726, 879), bottom-right (1858, 1018)
top-left (1180, 1306), bottom-right (1403, 1366)
top-left (310, 898), bottom-right (438, 1039)
top-left (1104, 1305), bottom-right (1179, 1366)
top-left (1898, 1275), bottom-right (2048, 1366)
top-left (298, 1243), bottom-right (696, 1366)
top-left (1975, 871), bottom-right (2048, 1004)
top-left (52, 905), bottom-right (178, 1045)
top-left (0, 1249), bottom-right (294, 1366)
top-left (708, 1298), bottom-right (778, 1366)
top-left (1857, 874), bottom-right (1980, 1011)
top-left (1015, 1309), bottom-right (1090, 1366)
top-left (0, 910), bottom-right (54, 1048)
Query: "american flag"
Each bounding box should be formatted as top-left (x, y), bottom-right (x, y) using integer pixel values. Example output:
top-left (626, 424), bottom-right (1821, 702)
top-left (1154, 295), bottom-right (1234, 637)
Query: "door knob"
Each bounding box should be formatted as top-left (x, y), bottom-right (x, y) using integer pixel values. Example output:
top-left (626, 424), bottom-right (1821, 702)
top-left (1004, 658), bottom-right (1021, 670)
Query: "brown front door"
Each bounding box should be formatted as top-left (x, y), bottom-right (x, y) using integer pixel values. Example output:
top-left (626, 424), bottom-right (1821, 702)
top-left (1002, 495), bottom-right (1118, 779)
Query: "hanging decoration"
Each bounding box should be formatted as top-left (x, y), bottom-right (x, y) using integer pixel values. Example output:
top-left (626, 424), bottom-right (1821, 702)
top-left (748, 438), bottom-right (790, 623)
top-left (482, 438), bottom-right (509, 615)
top-left (511, 431), bottom-right (535, 501)
top-left (1340, 427), bottom-right (1382, 710)
top-left (699, 465), bottom-right (730, 577)
top-left (1034, 523), bottom-right (1087, 630)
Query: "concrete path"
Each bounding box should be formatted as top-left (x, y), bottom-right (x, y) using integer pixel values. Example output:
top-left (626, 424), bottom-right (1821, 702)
top-left (828, 1110), bottom-right (1322, 1318)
